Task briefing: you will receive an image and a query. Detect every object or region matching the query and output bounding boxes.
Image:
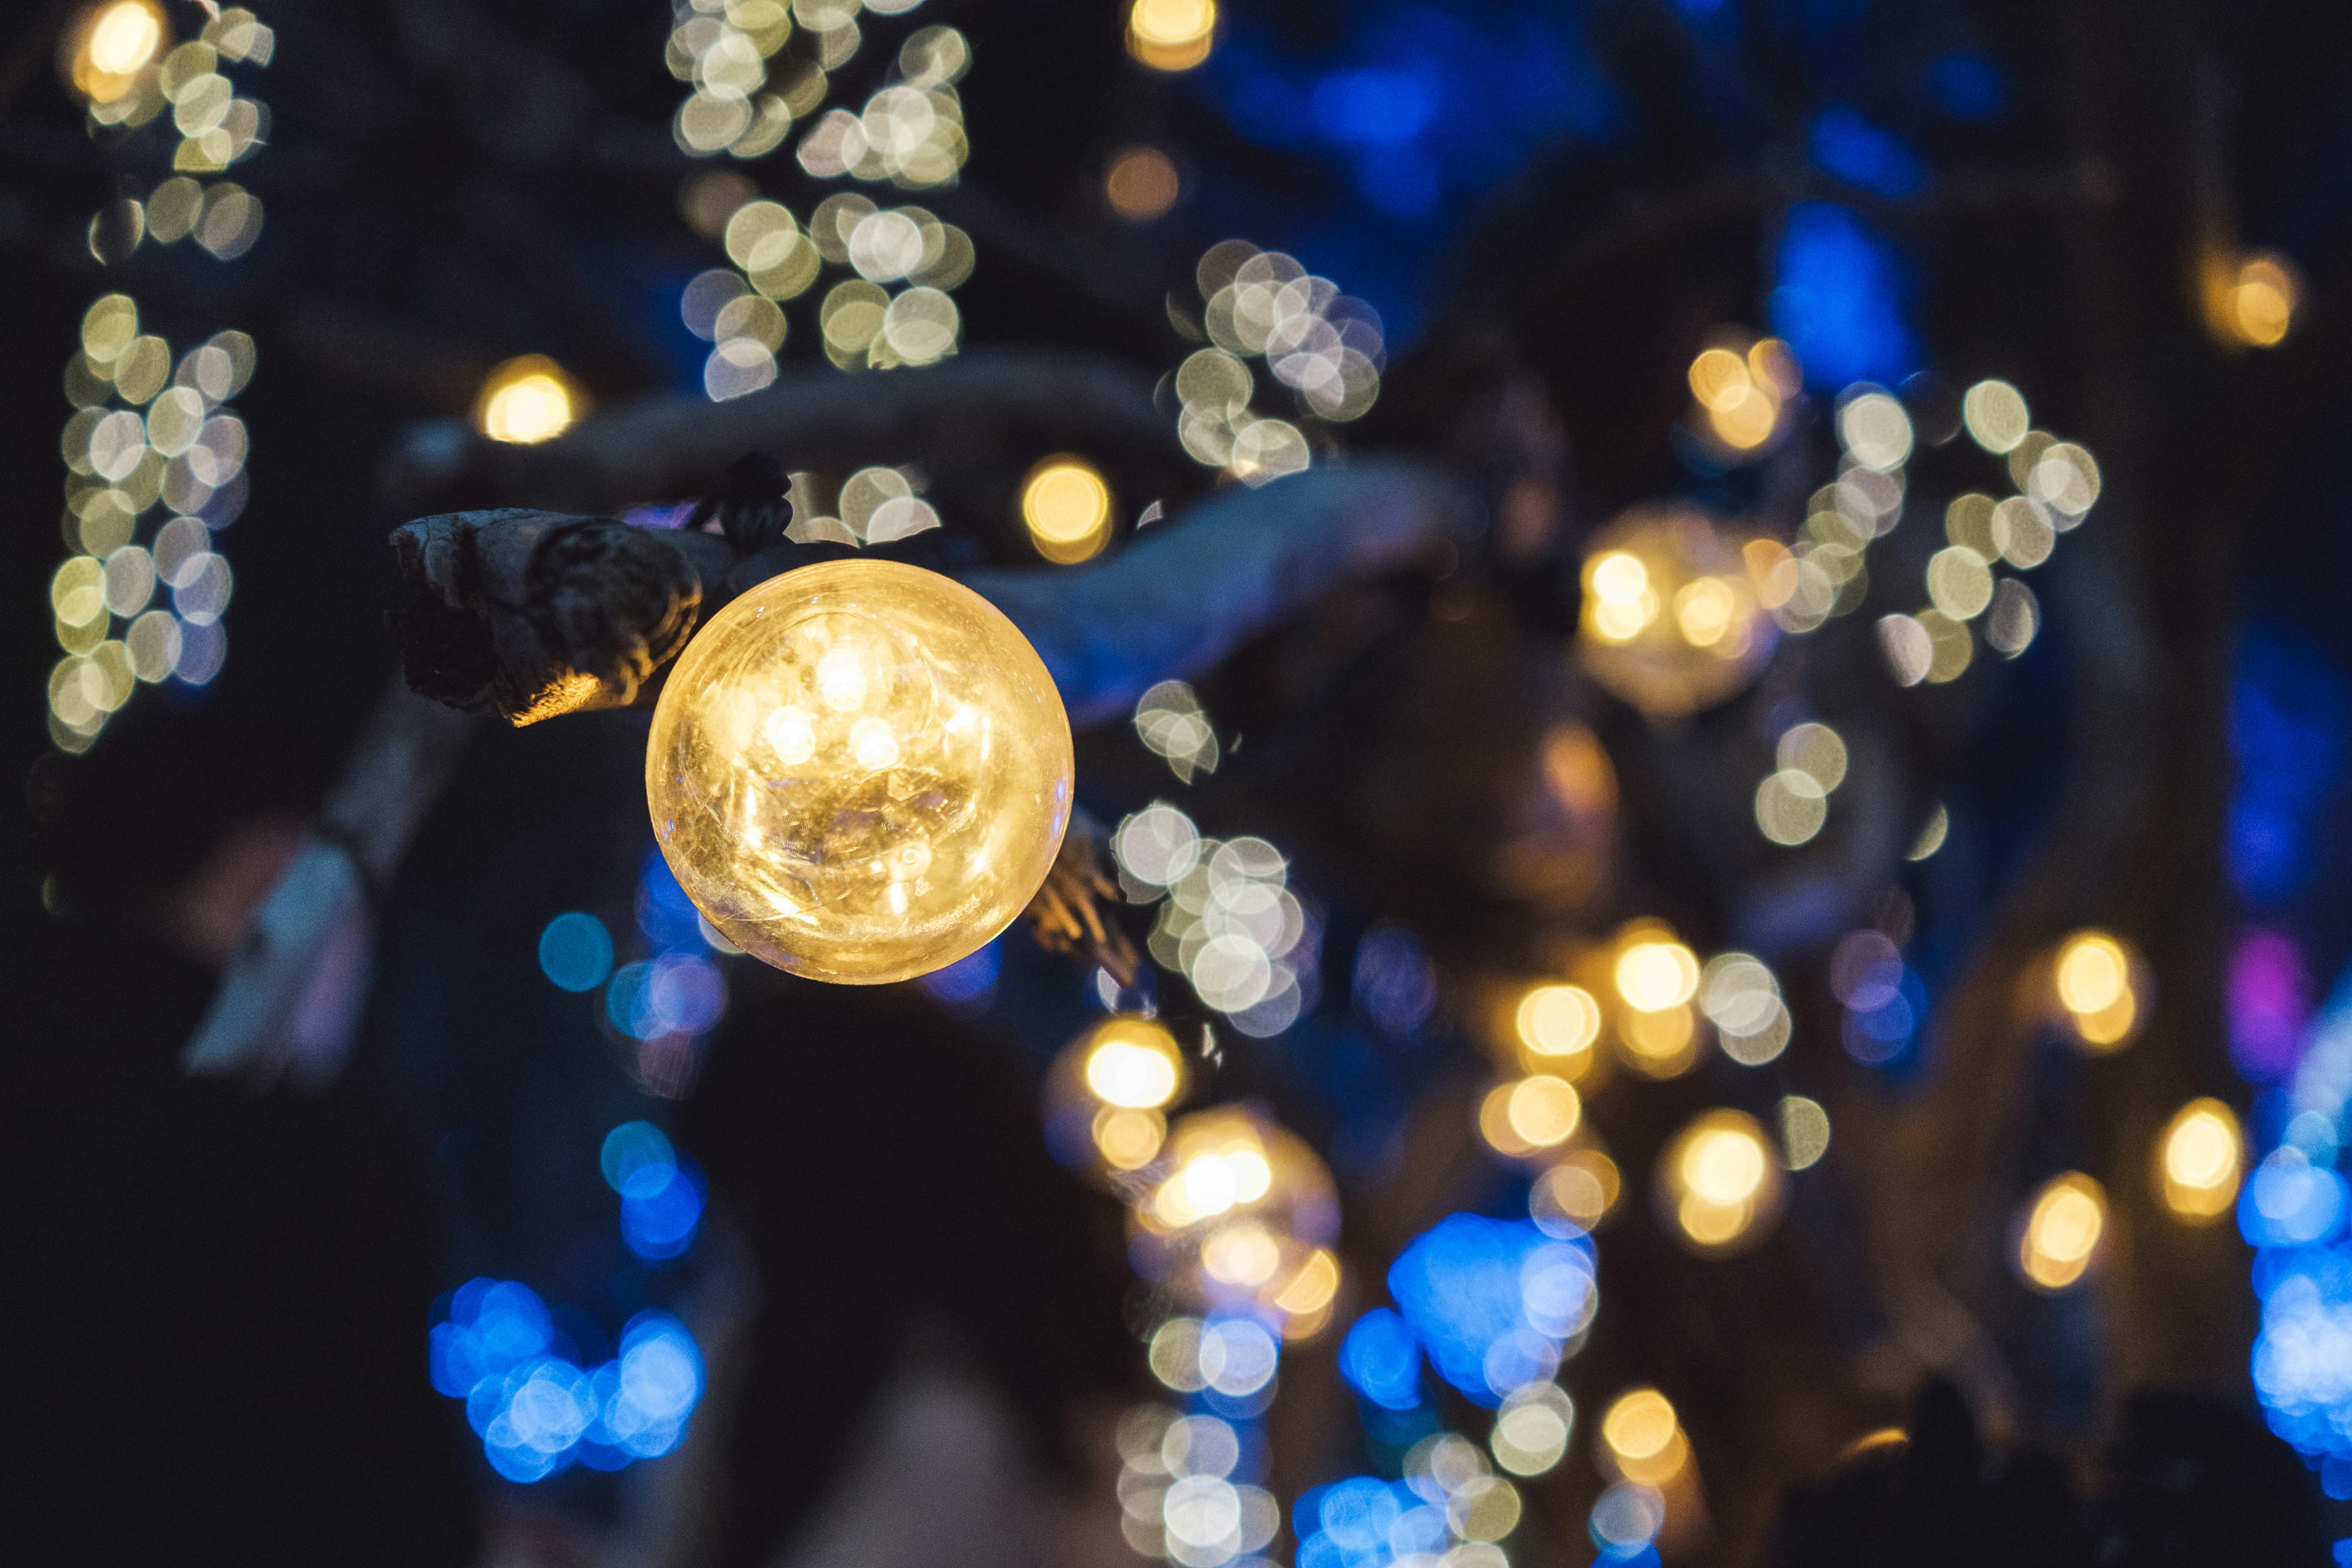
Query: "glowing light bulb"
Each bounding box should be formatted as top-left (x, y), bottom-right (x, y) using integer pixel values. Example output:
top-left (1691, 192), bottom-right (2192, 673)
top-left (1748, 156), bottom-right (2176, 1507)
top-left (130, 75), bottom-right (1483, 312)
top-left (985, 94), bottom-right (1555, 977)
top-left (473, 354), bottom-right (582, 445)
top-left (646, 560), bottom-right (1073, 984)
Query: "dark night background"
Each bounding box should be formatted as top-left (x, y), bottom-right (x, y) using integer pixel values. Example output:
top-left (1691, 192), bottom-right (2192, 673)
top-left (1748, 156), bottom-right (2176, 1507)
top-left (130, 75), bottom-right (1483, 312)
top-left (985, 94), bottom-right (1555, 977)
top-left (10, 1), bottom-right (2352, 1565)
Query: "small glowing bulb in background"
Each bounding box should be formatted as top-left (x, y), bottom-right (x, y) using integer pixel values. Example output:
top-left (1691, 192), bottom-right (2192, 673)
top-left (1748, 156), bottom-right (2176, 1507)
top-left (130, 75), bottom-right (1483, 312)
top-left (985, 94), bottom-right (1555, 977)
top-left (1613, 928), bottom-right (1703, 1078)
top-left (1685, 336), bottom-right (1796, 454)
top-left (1658, 1109), bottom-right (1782, 1253)
top-left (2204, 251), bottom-right (2297, 349)
top-left (1021, 455), bottom-right (1113, 565)
top-left (1130, 1105), bottom-right (1341, 1329)
top-left (1127, 0), bottom-right (1216, 70)
top-left (1531, 1148), bottom-right (1621, 1235)
top-left (2157, 1098), bottom-right (2244, 1223)
top-left (1085, 1017), bottom-right (1185, 1109)
top-left (2053, 929), bottom-right (2141, 1051)
top-left (67, 0), bottom-right (165, 104)
top-left (2017, 1172), bottom-right (2106, 1291)
top-left (1600, 1388), bottom-right (1687, 1487)
top-left (1516, 983), bottom-right (1601, 1066)
top-left (474, 354), bottom-right (584, 445)
top-left (1479, 1074), bottom-right (1583, 1156)
top-left (1577, 506), bottom-right (1777, 720)
top-left (646, 559), bottom-right (1074, 984)
top-left (1616, 939), bottom-right (1699, 1012)
top-left (1106, 146), bottom-right (1181, 221)
top-left (1491, 1382), bottom-right (1575, 1477)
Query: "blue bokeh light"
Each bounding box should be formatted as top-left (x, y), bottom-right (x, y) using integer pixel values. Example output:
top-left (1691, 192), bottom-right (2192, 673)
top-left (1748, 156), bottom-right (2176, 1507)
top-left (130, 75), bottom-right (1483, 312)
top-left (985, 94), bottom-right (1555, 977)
top-left (608, 953), bottom-right (728, 1041)
top-left (1770, 203), bottom-right (1920, 391)
top-left (1809, 108), bottom-right (1925, 197)
top-left (1843, 967), bottom-right (1926, 1066)
top-left (1930, 53), bottom-right (2008, 121)
top-left (2244, 1153), bottom-right (2348, 1249)
top-left (620, 1160), bottom-right (705, 1261)
top-left (1354, 925), bottom-right (1437, 1038)
top-left (1292, 1476), bottom-right (1449, 1568)
top-left (919, 938), bottom-right (1002, 1007)
top-left (538, 911), bottom-right (614, 992)
top-left (1387, 1213), bottom-right (1594, 1405)
top-left (1312, 66), bottom-right (1439, 148)
top-left (2230, 628), bottom-right (2344, 907)
top-left (638, 846), bottom-right (707, 952)
top-left (1338, 1306), bottom-right (1423, 1411)
top-left (431, 1282), bottom-right (704, 1482)
top-left (600, 1121), bottom-right (676, 1199)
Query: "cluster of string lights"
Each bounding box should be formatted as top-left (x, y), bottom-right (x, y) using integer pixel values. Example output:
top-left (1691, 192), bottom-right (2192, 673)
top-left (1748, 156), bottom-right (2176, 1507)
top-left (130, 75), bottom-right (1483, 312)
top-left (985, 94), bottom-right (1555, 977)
top-left (1039, 1017), bottom-right (1340, 1567)
top-left (422, 850), bottom-right (742, 1484)
top-left (668, 0), bottom-right (974, 398)
top-left (429, 1279), bottom-right (706, 1483)
top-left (46, 2), bottom-right (270, 754)
top-left (1173, 239), bottom-right (1387, 486)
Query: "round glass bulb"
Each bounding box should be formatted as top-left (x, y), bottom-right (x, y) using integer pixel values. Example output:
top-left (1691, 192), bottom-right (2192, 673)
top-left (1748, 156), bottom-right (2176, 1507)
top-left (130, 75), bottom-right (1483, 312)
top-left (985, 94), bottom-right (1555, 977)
top-left (646, 559), bottom-right (1072, 984)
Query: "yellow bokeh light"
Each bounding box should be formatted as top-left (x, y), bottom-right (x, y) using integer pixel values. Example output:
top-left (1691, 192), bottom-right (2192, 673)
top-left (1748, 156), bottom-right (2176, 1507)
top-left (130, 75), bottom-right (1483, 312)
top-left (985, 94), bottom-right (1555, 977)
top-left (2055, 932), bottom-right (2128, 1012)
top-left (2018, 1172), bottom-right (2106, 1291)
top-left (1619, 1003), bottom-right (1697, 1077)
top-left (1021, 455), bottom-right (1112, 565)
top-left (1516, 984), bottom-right (1600, 1060)
top-left (1107, 146), bottom-right (1180, 220)
top-left (1673, 577), bottom-right (1739, 646)
top-left (1504, 1076), bottom-right (1582, 1148)
top-left (1479, 1083), bottom-right (1535, 1158)
top-left (69, 0), bottom-right (166, 102)
top-left (2157, 1098), bottom-right (2243, 1223)
top-left (1201, 1221), bottom-right (1283, 1287)
top-left (2206, 252), bottom-right (2297, 349)
top-left (2232, 258), bottom-right (2296, 347)
top-left (1708, 385), bottom-right (1779, 450)
top-left (1094, 1106), bottom-right (1167, 1170)
top-left (1616, 939), bottom-right (1699, 1012)
top-left (1585, 551), bottom-right (1654, 642)
top-left (1659, 1109), bottom-right (1781, 1253)
top-left (1128, 0), bottom-right (1215, 69)
top-left (1132, 1106), bottom-right (1338, 1317)
top-left (473, 355), bottom-right (582, 445)
top-left (1578, 508), bottom-right (1774, 718)
top-left (1687, 348), bottom-right (1749, 410)
top-left (1688, 337), bottom-right (1784, 452)
top-left (2054, 930), bottom-right (2139, 1050)
top-left (1086, 1019), bottom-right (1183, 1109)
top-left (1601, 1389), bottom-right (1687, 1486)
top-left (1532, 1149), bottom-right (1620, 1233)
top-left (1269, 1247), bottom-right (1340, 1317)
top-left (645, 560), bottom-right (1074, 984)
top-left (1683, 1124), bottom-right (1766, 1207)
